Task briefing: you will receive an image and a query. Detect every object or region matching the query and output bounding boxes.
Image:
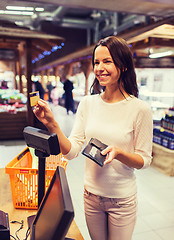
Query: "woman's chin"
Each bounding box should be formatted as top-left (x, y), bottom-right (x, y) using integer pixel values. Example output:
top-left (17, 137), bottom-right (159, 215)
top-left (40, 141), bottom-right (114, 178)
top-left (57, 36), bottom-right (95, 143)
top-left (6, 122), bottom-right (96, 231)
top-left (99, 81), bottom-right (107, 86)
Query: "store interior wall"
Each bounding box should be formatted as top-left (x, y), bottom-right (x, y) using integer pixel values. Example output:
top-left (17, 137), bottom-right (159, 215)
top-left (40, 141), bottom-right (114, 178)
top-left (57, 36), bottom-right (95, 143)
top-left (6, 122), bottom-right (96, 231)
top-left (0, 1), bottom-right (174, 126)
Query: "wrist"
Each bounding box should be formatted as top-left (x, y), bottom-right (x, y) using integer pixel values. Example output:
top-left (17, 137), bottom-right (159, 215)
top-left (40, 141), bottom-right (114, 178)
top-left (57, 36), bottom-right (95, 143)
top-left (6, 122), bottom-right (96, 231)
top-left (45, 119), bottom-right (59, 133)
top-left (115, 148), bottom-right (124, 160)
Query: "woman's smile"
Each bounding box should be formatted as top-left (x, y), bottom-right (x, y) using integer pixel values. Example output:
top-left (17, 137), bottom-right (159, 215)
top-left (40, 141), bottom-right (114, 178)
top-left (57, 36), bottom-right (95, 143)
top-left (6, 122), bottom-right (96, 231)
top-left (97, 73), bottom-right (110, 81)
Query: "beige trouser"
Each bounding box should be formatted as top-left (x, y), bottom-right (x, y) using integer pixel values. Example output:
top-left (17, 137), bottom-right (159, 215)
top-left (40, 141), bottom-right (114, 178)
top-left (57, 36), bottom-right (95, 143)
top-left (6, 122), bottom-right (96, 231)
top-left (84, 189), bottom-right (137, 240)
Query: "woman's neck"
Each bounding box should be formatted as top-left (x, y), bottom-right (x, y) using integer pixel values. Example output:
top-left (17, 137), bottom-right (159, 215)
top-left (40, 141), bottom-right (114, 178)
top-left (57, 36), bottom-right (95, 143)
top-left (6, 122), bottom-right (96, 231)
top-left (101, 87), bottom-right (129, 103)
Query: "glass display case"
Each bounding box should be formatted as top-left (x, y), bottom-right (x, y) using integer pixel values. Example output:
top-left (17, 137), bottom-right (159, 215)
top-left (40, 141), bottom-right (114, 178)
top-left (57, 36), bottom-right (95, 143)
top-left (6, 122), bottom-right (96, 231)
top-left (136, 68), bottom-right (174, 122)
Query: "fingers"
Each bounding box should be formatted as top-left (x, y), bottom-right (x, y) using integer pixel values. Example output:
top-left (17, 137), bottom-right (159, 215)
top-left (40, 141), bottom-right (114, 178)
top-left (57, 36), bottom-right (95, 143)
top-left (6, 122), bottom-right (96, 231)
top-left (101, 146), bottom-right (111, 155)
top-left (101, 147), bottom-right (112, 165)
top-left (33, 100), bottom-right (49, 113)
top-left (104, 153), bottom-right (114, 165)
top-left (37, 99), bottom-right (48, 108)
top-left (101, 146), bottom-right (117, 165)
top-left (104, 159), bottom-right (111, 165)
top-left (39, 99), bottom-right (47, 104)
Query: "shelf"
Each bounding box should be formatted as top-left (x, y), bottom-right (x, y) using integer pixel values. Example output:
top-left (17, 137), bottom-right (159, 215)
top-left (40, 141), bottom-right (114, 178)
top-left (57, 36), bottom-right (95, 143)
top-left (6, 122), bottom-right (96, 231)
top-left (152, 143), bottom-right (174, 176)
top-left (0, 111), bottom-right (27, 140)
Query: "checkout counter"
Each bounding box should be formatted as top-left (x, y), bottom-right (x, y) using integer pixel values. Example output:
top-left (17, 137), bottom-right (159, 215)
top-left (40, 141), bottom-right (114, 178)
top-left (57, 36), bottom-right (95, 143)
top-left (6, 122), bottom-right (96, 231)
top-left (0, 168), bottom-right (84, 240)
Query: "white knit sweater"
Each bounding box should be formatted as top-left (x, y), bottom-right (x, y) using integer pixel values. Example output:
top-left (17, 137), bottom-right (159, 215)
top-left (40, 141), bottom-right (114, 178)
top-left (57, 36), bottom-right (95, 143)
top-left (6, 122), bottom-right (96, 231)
top-left (64, 94), bottom-right (153, 198)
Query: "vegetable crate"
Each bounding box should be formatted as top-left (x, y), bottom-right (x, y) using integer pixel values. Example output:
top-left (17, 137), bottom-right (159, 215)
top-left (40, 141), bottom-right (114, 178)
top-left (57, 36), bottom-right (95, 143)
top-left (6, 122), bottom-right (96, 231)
top-left (5, 147), bottom-right (68, 210)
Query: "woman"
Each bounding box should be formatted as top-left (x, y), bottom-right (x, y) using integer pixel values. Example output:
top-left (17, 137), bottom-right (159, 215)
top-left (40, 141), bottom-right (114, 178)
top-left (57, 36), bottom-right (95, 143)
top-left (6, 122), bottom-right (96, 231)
top-left (33, 36), bottom-right (153, 240)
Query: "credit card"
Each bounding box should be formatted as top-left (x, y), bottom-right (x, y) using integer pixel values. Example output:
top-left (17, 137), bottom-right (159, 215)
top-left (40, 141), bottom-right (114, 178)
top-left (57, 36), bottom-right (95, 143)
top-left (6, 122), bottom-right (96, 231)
top-left (29, 91), bottom-right (40, 107)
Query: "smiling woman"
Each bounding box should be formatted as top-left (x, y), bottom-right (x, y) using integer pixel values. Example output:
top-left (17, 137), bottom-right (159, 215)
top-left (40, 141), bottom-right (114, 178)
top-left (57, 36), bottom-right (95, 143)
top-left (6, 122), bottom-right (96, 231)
top-left (33, 36), bottom-right (153, 240)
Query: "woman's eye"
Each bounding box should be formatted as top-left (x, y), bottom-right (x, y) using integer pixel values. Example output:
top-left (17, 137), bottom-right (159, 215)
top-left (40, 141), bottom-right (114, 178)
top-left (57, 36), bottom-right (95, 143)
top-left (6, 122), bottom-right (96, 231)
top-left (94, 60), bottom-right (112, 65)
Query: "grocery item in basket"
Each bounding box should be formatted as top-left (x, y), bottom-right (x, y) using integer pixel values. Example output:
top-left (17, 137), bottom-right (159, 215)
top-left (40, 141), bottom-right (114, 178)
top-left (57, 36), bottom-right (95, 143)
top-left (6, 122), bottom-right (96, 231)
top-left (30, 147), bottom-right (38, 169)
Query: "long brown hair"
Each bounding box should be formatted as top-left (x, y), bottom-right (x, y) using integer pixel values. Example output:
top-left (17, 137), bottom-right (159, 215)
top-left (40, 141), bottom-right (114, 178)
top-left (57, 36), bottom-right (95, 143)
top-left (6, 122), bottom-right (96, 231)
top-left (90, 36), bottom-right (138, 97)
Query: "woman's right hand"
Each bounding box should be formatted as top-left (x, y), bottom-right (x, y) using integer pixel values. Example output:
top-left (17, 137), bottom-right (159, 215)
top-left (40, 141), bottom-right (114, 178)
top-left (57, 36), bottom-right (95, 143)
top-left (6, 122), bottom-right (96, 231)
top-left (33, 99), bottom-right (71, 155)
top-left (33, 99), bottom-right (56, 128)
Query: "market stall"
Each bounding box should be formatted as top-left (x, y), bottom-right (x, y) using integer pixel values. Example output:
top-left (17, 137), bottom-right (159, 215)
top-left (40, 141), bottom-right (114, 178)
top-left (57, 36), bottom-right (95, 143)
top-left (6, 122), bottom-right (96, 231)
top-left (0, 89), bottom-right (27, 140)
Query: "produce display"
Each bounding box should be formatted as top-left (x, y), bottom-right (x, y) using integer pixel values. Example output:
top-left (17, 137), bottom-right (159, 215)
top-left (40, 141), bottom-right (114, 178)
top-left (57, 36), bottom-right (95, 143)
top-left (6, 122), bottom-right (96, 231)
top-left (0, 89), bottom-right (27, 113)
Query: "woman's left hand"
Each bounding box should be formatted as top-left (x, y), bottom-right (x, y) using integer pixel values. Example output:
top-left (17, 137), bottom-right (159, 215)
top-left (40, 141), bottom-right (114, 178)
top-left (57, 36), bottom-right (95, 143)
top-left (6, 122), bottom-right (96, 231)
top-left (101, 146), bottom-right (121, 165)
top-left (101, 146), bottom-right (144, 169)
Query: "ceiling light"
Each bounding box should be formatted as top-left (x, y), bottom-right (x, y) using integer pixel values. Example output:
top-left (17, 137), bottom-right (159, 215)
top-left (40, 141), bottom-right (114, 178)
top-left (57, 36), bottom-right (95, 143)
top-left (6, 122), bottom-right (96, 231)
top-left (149, 48), bottom-right (153, 54)
top-left (6, 6), bottom-right (34, 11)
top-left (35, 7), bottom-right (44, 12)
top-left (0, 10), bottom-right (33, 16)
top-left (6, 6), bottom-right (33, 11)
top-left (15, 21), bottom-right (24, 26)
top-left (149, 50), bottom-right (173, 58)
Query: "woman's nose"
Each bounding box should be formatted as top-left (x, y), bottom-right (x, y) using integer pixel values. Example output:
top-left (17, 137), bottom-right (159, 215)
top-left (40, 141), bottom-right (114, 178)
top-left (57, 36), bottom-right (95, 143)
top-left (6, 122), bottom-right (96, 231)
top-left (96, 62), bottom-right (104, 70)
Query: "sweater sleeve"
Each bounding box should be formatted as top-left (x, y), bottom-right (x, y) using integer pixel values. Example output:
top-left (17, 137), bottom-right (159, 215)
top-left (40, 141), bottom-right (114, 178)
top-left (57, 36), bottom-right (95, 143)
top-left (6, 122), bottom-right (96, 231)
top-left (133, 102), bottom-right (153, 169)
top-left (64, 97), bottom-right (87, 160)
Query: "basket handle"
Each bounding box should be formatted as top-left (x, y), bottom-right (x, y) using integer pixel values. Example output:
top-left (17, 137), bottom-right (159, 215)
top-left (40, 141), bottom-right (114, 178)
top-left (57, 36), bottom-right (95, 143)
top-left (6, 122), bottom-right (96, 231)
top-left (17, 148), bottom-right (30, 160)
